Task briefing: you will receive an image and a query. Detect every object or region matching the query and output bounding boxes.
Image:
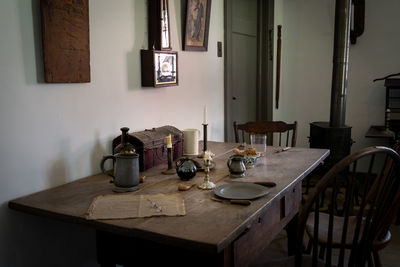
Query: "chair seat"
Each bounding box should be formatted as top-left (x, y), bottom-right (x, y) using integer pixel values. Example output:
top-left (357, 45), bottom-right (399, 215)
top-left (306, 212), bottom-right (391, 249)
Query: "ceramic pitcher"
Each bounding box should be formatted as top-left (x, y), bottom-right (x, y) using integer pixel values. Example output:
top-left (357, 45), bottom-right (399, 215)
top-left (100, 153), bottom-right (140, 192)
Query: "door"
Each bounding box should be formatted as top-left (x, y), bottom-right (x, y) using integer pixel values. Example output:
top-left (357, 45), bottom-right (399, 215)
top-left (225, 0), bottom-right (274, 142)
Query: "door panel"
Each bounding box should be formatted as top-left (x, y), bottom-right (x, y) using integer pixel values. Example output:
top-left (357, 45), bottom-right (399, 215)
top-left (232, 33), bottom-right (257, 126)
top-left (226, 0), bottom-right (258, 142)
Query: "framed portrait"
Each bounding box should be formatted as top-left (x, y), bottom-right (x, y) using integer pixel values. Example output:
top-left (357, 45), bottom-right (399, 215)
top-left (141, 50), bottom-right (178, 87)
top-left (183, 0), bottom-right (212, 51)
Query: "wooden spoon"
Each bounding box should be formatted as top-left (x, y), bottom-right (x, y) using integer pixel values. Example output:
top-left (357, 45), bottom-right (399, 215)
top-left (178, 183), bottom-right (196, 191)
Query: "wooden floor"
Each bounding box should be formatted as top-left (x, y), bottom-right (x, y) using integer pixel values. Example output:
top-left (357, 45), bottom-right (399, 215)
top-left (252, 223), bottom-right (400, 267)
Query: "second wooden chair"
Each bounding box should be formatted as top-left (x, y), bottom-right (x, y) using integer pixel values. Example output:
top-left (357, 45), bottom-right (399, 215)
top-left (233, 121), bottom-right (298, 147)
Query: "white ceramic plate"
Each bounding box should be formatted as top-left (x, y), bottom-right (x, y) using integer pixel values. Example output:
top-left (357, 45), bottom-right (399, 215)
top-left (213, 183), bottom-right (270, 200)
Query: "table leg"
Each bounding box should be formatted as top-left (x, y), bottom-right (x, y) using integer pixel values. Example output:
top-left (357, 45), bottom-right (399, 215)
top-left (285, 213), bottom-right (298, 256)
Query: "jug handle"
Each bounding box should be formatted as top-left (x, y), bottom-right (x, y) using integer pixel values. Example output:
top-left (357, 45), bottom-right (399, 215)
top-left (175, 157), bottom-right (185, 168)
top-left (100, 155), bottom-right (115, 182)
top-left (227, 158), bottom-right (232, 168)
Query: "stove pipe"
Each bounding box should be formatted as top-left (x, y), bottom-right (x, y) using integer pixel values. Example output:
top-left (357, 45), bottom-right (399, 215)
top-left (309, 0), bottom-right (353, 170)
top-left (329, 0), bottom-right (352, 127)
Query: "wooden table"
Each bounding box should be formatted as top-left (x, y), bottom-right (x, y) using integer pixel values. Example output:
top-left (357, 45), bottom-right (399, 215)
top-left (9, 142), bottom-right (329, 267)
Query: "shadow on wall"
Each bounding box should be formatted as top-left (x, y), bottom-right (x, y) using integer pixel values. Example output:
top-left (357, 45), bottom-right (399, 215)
top-left (18, 0), bottom-right (45, 84)
top-left (45, 139), bottom-right (71, 188)
top-left (91, 132), bottom-right (107, 175)
top-left (127, 1), bottom-right (147, 90)
top-left (46, 133), bottom-right (108, 188)
top-left (0, 202), bottom-right (98, 267)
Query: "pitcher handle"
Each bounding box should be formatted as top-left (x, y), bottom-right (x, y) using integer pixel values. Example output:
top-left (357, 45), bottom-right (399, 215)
top-left (227, 158), bottom-right (232, 168)
top-left (100, 155), bottom-right (115, 182)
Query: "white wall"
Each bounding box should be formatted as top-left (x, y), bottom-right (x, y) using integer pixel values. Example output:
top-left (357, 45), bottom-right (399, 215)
top-left (0, 0), bottom-right (224, 266)
top-left (273, 0), bottom-right (400, 152)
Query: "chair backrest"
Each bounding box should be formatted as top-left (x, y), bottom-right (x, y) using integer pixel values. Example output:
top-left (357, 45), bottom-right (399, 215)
top-left (233, 121), bottom-right (297, 147)
top-left (294, 146), bottom-right (400, 267)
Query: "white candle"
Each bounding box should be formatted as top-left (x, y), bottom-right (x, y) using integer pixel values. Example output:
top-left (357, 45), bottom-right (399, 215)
top-left (203, 106), bottom-right (207, 124)
top-left (166, 134), bottom-right (172, 148)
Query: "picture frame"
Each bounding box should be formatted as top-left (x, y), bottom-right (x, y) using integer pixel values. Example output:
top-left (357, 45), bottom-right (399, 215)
top-left (141, 50), bottom-right (178, 87)
top-left (148, 0), bottom-right (171, 50)
top-left (183, 0), bottom-right (212, 51)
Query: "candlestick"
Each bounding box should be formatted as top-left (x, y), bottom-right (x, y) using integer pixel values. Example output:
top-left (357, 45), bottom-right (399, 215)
top-left (162, 136), bottom-right (175, 175)
top-left (203, 123), bottom-right (208, 152)
top-left (203, 106), bottom-right (207, 124)
top-left (198, 154), bottom-right (216, 190)
top-left (166, 134), bottom-right (172, 148)
top-left (198, 123), bottom-right (209, 158)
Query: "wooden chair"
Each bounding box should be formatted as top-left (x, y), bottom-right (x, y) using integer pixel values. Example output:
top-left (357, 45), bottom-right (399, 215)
top-left (233, 121), bottom-right (297, 147)
top-left (251, 146), bottom-right (400, 267)
top-left (305, 142), bottom-right (400, 267)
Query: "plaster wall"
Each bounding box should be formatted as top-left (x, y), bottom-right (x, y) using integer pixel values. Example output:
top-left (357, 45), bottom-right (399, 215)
top-left (273, 0), bottom-right (400, 152)
top-left (0, 0), bottom-right (224, 266)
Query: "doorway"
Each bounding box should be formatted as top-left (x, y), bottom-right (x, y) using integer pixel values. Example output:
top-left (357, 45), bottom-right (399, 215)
top-left (224, 0), bottom-right (274, 142)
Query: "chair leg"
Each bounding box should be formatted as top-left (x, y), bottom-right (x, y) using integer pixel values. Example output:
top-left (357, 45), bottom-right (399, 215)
top-left (372, 251), bottom-right (382, 267)
top-left (368, 253), bottom-right (375, 267)
top-left (305, 176), bottom-right (310, 195)
top-left (319, 244), bottom-right (326, 260)
top-left (305, 239), bottom-right (312, 254)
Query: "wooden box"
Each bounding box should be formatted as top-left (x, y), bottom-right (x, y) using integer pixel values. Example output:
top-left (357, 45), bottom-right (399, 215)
top-left (141, 49), bottom-right (178, 87)
top-left (112, 126), bottom-right (183, 171)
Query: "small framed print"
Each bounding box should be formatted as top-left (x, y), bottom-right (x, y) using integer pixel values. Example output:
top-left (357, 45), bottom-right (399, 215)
top-left (183, 0), bottom-right (212, 51)
top-left (141, 50), bottom-right (178, 87)
top-left (148, 0), bottom-right (171, 50)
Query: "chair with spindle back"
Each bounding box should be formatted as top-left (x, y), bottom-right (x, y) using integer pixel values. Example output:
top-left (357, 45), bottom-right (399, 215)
top-left (305, 141), bottom-right (400, 267)
top-left (251, 146), bottom-right (400, 267)
top-left (233, 121), bottom-right (297, 147)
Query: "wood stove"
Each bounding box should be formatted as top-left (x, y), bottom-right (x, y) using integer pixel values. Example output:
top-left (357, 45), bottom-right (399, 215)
top-left (309, 0), bottom-right (353, 168)
top-left (310, 122), bottom-right (352, 168)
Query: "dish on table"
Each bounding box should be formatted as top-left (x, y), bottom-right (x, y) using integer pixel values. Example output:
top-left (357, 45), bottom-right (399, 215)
top-left (213, 183), bottom-right (270, 200)
top-left (233, 147), bottom-right (262, 168)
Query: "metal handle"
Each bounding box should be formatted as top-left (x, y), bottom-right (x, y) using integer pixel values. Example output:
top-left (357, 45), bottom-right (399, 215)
top-left (227, 158), bottom-right (232, 168)
top-left (100, 155), bottom-right (115, 181)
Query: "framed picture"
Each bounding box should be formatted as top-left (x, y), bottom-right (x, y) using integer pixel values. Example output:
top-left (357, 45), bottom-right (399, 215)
top-left (148, 0), bottom-right (171, 50)
top-left (141, 50), bottom-right (178, 87)
top-left (183, 0), bottom-right (212, 51)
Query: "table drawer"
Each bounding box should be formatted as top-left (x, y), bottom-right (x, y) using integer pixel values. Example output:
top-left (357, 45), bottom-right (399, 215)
top-left (233, 182), bottom-right (302, 266)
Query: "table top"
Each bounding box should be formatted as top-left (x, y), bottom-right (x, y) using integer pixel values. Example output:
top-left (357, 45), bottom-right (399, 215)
top-left (8, 142), bottom-right (329, 254)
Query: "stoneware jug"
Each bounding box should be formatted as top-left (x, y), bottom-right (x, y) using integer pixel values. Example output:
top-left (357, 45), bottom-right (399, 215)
top-left (227, 154), bottom-right (246, 178)
top-left (100, 153), bottom-right (140, 192)
top-left (176, 157), bottom-right (197, 180)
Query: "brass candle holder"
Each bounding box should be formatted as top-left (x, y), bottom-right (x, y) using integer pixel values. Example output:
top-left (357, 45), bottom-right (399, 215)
top-left (198, 123), bottom-right (212, 158)
top-left (198, 153), bottom-right (216, 190)
top-left (162, 147), bottom-right (176, 175)
top-left (162, 135), bottom-right (176, 175)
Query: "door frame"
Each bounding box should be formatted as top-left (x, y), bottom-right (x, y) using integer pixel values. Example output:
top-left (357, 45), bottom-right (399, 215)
top-left (224, 0), bottom-right (274, 141)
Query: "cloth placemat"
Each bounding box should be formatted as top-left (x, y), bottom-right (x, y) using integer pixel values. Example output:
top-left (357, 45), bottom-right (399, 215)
top-left (86, 193), bottom-right (185, 220)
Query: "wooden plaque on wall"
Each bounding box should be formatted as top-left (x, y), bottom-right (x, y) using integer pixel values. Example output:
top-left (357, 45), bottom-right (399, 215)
top-left (40, 0), bottom-right (90, 83)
